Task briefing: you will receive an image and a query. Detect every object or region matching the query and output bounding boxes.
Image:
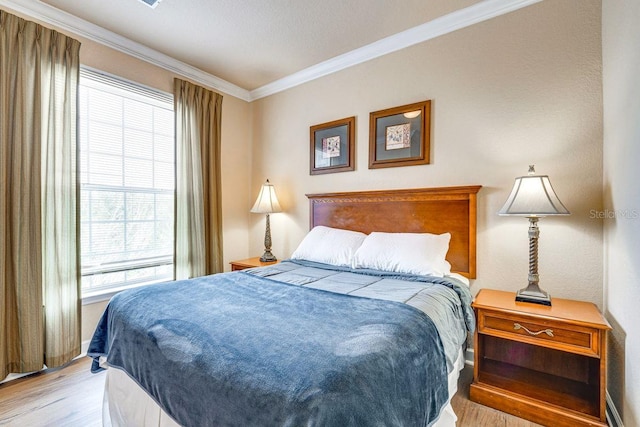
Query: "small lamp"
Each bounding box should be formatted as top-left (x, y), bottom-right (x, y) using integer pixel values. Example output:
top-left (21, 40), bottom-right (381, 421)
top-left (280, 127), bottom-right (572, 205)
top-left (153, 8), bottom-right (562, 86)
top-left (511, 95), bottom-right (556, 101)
top-left (251, 179), bottom-right (282, 262)
top-left (499, 166), bottom-right (570, 305)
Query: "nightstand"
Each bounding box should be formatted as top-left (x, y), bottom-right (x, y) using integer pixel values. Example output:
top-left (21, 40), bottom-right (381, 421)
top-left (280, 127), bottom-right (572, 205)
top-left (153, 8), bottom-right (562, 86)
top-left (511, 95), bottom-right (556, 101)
top-left (470, 289), bottom-right (610, 427)
top-left (229, 257), bottom-right (279, 271)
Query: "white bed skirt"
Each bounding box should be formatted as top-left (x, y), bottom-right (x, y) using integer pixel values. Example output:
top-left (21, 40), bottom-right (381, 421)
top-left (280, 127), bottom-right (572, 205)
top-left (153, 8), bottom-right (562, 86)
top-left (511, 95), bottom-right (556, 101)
top-left (101, 348), bottom-right (465, 427)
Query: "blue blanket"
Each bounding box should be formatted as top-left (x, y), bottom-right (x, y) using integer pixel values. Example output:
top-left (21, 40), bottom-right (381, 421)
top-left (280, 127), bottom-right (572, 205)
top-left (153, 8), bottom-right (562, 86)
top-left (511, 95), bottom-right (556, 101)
top-left (88, 271), bottom-right (449, 427)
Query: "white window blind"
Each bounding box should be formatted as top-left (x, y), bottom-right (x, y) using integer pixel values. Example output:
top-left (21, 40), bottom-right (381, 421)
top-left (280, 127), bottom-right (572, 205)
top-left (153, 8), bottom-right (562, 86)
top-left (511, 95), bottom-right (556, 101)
top-left (79, 68), bottom-right (175, 296)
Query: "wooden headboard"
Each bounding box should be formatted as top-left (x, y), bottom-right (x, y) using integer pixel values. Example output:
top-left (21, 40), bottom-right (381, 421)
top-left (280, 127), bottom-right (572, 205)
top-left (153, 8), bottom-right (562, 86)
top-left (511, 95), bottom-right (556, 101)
top-left (306, 186), bottom-right (481, 278)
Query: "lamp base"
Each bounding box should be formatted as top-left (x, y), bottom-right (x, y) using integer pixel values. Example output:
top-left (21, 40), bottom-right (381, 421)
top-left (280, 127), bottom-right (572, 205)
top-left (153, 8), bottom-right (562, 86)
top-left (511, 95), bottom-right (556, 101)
top-left (259, 250), bottom-right (277, 263)
top-left (259, 213), bottom-right (277, 263)
top-left (515, 283), bottom-right (552, 306)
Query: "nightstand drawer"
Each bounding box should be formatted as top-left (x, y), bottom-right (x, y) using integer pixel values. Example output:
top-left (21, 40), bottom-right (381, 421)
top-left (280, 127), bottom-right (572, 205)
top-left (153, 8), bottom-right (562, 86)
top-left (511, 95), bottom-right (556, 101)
top-left (478, 310), bottom-right (601, 357)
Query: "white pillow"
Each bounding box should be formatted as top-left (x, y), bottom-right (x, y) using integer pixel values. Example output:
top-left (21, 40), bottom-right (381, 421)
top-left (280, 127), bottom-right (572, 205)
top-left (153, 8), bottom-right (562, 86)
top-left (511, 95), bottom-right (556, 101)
top-left (290, 226), bottom-right (367, 267)
top-left (353, 232), bottom-right (451, 277)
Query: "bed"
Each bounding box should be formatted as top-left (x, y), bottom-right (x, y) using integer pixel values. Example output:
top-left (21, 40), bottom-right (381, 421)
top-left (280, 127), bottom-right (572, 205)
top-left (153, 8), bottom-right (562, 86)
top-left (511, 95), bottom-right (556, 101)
top-left (88, 185), bottom-right (481, 427)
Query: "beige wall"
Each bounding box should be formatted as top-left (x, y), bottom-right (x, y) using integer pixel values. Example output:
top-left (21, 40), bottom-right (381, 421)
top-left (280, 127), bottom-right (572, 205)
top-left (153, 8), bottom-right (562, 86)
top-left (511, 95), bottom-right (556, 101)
top-left (251, 0), bottom-right (603, 304)
top-left (602, 0), bottom-right (640, 424)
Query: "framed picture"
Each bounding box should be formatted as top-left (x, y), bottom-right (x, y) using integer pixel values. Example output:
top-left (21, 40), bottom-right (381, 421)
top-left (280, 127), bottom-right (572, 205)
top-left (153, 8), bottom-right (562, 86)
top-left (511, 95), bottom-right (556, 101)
top-left (368, 100), bottom-right (431, 169)
top-left (310, 116), bottom-right (355, 175)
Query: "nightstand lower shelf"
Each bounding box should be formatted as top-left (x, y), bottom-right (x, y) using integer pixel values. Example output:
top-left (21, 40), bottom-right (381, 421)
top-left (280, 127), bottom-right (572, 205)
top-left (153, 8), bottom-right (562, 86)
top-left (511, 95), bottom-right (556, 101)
top-left (473, 352), bottom-right (600, 417)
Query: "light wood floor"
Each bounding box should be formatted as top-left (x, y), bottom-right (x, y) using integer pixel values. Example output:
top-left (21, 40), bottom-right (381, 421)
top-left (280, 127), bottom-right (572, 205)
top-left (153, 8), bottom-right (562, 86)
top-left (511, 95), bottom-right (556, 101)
top-left (0, 358), bottom-right (541, 426)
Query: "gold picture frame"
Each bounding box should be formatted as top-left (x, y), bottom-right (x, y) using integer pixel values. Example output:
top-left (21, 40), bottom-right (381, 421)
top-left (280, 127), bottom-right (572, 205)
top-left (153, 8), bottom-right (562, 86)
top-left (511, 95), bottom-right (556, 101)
top-left (310, 116), bottom-right (356, 175)
top-left (369, 100), bottom-right (431, 169)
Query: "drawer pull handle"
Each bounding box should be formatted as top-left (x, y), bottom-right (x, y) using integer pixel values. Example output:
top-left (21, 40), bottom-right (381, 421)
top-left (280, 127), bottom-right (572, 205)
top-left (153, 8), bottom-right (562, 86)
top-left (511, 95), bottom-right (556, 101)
top-left (514, 323), bottom-right (554, 337)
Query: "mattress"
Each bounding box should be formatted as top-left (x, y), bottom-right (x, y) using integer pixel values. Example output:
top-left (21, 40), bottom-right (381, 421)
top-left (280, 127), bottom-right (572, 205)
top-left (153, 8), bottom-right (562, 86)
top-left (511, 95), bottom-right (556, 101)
top-left (101, 347), bottom-right (466, 427)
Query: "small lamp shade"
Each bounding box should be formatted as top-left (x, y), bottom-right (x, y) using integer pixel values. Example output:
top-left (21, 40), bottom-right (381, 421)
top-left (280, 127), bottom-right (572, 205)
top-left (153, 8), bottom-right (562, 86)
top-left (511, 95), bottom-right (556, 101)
top-left (499, 170), bottom-right (570, 217)
top-left (251, 180), bottom-right (282, 214)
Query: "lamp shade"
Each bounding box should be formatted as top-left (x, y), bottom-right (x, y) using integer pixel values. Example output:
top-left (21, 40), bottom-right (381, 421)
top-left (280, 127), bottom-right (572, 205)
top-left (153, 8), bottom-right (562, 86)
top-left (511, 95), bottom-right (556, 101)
top-left (250, 180), bottom-right (282, 214)
top-left (499, 170), bottom-right (570, 217)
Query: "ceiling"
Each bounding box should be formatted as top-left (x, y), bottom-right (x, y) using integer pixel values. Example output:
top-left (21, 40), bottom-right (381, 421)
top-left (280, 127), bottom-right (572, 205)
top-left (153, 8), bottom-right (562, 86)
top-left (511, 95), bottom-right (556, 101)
top-left (1, 0), bottom-right (541, 100)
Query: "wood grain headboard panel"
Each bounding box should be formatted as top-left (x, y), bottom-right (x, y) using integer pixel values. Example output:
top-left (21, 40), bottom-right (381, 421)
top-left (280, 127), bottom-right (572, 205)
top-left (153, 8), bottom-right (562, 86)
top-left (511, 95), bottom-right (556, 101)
top-left (306, 186), bottom-right (481, 278)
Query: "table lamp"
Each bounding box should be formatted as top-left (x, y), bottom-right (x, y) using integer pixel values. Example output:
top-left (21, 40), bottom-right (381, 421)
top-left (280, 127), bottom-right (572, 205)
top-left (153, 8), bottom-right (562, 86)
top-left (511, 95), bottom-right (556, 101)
top-left (250, 179), bottom-right (282, 262)
top-left (499, 166), bottom-right (570, 305)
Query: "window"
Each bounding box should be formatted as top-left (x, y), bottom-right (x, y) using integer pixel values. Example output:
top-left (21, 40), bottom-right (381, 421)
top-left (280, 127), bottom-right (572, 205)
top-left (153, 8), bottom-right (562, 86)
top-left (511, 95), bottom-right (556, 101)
top-left (79, 68), bottom-right (175, 297)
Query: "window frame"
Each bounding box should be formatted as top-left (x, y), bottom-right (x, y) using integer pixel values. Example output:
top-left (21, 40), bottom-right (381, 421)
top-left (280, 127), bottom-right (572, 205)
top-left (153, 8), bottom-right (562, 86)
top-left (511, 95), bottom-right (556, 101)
top-left (78, 67), bottom-right (175, 302)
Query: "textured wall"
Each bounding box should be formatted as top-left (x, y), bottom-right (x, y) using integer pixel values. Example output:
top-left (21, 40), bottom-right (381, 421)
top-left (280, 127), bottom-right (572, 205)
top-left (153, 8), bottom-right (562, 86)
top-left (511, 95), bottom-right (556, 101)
top-left (602, 0), bottom-right (640, 424)
top-left (251, 0), bottom-right (603, 305)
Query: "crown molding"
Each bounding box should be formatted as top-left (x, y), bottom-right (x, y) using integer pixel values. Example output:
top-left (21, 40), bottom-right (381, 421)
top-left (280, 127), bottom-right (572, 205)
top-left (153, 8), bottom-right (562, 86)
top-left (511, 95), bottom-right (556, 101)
top-left (249, 0), bottom-right (542, 100)
top-left (0, 0), bottom-right (251, 101)
top-left (1, 0), bottom-right (541, 103)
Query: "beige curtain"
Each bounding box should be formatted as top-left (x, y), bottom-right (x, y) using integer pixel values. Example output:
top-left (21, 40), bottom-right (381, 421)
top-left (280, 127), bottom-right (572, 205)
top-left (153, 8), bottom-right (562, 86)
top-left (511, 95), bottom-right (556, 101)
top-left (174, 78), bottom-right (223, 279)
top-left (1, 11), bottom-right (81, 380)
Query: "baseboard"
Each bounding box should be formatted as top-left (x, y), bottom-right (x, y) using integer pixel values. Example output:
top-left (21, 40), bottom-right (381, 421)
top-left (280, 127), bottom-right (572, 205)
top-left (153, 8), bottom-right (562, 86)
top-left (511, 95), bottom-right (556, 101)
top-left (80, 339), bottom-right (91, 357)
top-left (1, 342), bottom-right (91, 385)
top-left (0, 370), bottom-right (36, 384)
top-left (464, 347), bottom-right (474, 366)
top-left (606, 391), bottom-right (624, 427)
